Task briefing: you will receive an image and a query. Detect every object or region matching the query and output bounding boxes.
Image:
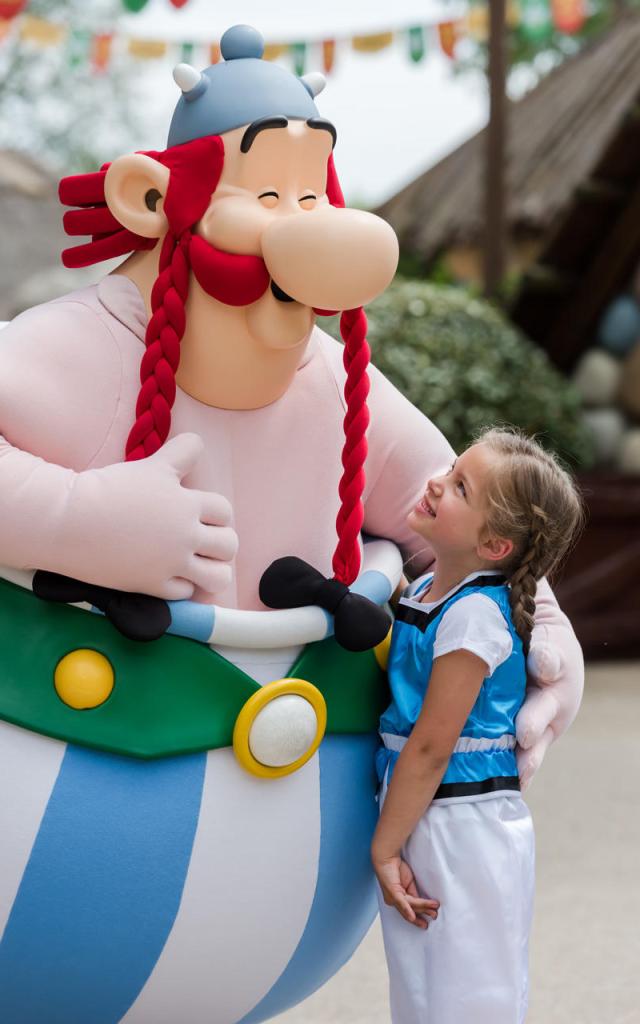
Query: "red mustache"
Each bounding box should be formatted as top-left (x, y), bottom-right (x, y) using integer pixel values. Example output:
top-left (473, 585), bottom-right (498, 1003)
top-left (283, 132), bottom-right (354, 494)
top-left (189, 234), bottom-right (270, 306)
top-left (188, 233), bottom-right (338, 316)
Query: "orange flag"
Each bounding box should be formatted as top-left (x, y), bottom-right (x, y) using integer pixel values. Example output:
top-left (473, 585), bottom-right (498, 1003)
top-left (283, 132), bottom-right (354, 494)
top-left (322, 39), bottom-right (335, 73)
top-left (438, 21), bottom-right (459, 59)
top-left (92, 33), bottom-right (113, 72)
top-left (551, 0), bottom-right (586, 34)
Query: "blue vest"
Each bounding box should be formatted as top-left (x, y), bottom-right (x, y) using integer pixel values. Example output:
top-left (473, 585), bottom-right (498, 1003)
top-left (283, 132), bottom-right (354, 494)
top-left (377, 573), bottom-right (526, 801)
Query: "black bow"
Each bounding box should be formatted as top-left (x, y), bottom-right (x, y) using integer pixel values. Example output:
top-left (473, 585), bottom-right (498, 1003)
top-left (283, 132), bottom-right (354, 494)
top-left (32, 571), bottom-right (171, 643)
top-left (259, 557), bottom-right (391, 653)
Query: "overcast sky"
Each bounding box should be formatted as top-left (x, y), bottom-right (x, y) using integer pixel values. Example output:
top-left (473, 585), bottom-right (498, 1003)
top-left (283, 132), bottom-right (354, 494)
top-left (127, 0), bottom-right (487, 206)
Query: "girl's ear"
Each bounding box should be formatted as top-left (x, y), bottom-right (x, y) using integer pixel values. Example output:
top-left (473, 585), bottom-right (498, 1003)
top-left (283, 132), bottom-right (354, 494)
top-left (478, 534), bottom-right (514, 564)
top-left (104, 154), bottom-right (171, 239)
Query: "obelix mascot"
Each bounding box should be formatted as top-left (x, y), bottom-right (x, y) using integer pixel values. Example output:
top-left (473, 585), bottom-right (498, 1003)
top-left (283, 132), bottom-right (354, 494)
top-left (0, 26), bottom-right (582, 1024)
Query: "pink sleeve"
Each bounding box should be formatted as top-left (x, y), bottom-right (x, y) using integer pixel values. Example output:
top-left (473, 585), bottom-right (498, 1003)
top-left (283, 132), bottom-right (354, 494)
top-left (363, 361), bottom-right (456, 575)
top-left (0, 300), bottom-right (122, 572)
top-left (0, 299), bottom-right (123, 469)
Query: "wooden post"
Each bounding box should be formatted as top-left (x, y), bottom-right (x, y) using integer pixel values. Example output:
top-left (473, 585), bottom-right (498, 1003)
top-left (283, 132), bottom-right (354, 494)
top-left (484, 0), bottom-right (507, 299)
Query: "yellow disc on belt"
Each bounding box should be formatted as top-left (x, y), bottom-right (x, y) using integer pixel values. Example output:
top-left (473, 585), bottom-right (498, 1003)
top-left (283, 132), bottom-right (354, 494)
top-left (54, 649), bottom-right (115, 710)
top-left (374, 626), bottom-right (393, 671)
top-left (233, 678), bottom-right (327, 779)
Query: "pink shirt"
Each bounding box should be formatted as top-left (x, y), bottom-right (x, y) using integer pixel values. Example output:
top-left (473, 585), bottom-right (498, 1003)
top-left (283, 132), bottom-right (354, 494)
top-left (0, 275), bottom-right (453, 610)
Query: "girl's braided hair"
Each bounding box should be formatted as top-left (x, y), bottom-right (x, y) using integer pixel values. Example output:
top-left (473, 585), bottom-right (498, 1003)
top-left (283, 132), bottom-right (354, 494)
top-left (477, 428), bottom-right (584, 655)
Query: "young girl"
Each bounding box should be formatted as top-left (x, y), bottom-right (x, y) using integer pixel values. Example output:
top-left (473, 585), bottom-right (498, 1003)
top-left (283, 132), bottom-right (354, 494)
top-left (371, 427), bottom-right (583, 1024)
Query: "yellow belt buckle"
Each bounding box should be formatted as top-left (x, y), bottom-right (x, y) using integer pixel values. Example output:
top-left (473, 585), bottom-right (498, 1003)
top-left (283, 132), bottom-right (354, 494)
top-left (233, 677), bottom-right (327, 779)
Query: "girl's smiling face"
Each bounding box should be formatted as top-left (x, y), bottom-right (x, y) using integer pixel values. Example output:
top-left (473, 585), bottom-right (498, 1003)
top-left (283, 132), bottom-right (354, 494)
top-left (408, 443), bottom-right (513, 569)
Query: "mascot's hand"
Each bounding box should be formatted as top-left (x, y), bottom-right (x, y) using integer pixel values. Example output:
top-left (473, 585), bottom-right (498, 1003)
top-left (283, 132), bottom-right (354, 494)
top-left (516, 620), bottom-right (584, 791)
top-left (63, 433), bottom-right (238, 600)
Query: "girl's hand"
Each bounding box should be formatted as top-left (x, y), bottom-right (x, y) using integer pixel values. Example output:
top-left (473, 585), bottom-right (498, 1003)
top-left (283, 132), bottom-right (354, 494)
top-left (373, 853), bottom-right (439, 929)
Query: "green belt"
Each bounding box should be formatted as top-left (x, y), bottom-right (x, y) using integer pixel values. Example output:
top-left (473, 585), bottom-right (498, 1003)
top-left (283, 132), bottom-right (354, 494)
top-left (0, 578), bottom-right (388, 760)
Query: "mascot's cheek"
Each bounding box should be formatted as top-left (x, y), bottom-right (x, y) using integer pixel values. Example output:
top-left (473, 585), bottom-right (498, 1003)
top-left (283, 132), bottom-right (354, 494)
top-left (199, 197), bottom-right (269, 257)
top-left (246, 292), bottom-right (314, 350)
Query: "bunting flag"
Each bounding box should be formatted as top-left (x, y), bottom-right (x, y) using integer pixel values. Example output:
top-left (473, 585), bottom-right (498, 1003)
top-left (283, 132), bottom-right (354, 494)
top-left (0, 0), bottom-right (28, 19)
top-left (68, 28), bottom-right (91, 68)
top-left (438, 21), bottom-right (459, 59)
top-left (92, 33), bottom-right (113, 72)
top-left (519, 0), bottom-right (553, 42)
top-left (322, 39), bottom-right (336, 73)
top-left (352, 31), bottom-right (393, 53)
top-left (507, 1), bottom-right (522, 28)
top-left (20, 15), bottom-right (65, 46)
top-left (0, 3), bottom-right (598, 72)
top-left (263, 43), bottom-right (287, 61)
top-left (180, 40), bottom-right (194, 62)
top-left (408, 26), bottom-right (425, 63)
top-left (551, 0), bottom-right (585, 34)
top-left (290, 41), bottom-right (306, 76)
top-left (127, 37), bottom-right (167, 58)
top-left (466, 0), bottom-right (489, 41)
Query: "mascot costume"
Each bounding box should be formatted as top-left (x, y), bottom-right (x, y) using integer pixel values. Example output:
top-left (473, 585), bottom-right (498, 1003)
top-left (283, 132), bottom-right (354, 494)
top-left (0, 26), bottom-right (583, 1024)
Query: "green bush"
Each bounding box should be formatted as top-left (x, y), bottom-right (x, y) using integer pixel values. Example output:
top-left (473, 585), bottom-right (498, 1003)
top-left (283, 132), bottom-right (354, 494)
top-left (324, 279), bottom-right (594, 468)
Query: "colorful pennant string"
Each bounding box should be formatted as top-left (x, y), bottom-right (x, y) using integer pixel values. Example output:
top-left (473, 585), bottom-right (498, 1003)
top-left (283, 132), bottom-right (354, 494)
top-left (0, 2), bottom-right (600, 75)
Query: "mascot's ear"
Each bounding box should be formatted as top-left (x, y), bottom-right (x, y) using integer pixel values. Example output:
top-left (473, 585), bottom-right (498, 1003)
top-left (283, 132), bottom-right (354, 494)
top-left (104, 154), bottom-right (171, 239)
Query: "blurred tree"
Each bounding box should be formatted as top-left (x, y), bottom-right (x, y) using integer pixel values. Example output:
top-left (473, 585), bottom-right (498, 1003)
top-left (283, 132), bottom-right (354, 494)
top-left (0, 0), bottom-right (146, 173)
top-left (324, 279), bottom-right (594, 467)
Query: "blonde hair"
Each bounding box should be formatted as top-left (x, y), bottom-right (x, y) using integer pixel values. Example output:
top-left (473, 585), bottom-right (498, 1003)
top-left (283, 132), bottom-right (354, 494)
top-left (476, 427), bottom-right (584, 655)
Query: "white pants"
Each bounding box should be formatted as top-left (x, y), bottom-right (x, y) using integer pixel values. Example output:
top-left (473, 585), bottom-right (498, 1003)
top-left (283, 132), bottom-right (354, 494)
top-left (377, 792), bottom-right (535, 1024)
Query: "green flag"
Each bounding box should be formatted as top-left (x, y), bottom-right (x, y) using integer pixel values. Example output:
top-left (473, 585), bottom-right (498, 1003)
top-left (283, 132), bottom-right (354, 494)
top-left (519, 0), bottom-right (553, 42)
top-left (122, 0), bottom-right (150, 12)
top-left (408, 26), bottom-right (425, 63)
top-left (291, 42), bottom-right (306, 76)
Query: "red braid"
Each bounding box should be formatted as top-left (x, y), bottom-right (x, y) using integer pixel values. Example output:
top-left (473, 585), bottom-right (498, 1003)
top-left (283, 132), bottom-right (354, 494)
top-left (125, 231), bottom-right (190, 460)
top-left (324, 155), bottom-right (372, 586)
top-left (332, 307), bottom-right (371, 585)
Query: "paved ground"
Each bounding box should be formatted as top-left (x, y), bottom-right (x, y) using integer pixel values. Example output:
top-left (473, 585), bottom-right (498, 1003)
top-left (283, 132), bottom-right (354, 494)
top-left (274, 663), bottom-right (640, 1024)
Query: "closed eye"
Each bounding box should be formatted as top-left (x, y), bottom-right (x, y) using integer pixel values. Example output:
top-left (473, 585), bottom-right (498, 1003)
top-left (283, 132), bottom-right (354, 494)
top-left (259, 190), bottom-right (279, 199)
top-left (300, 193), bottom-right (316, 202)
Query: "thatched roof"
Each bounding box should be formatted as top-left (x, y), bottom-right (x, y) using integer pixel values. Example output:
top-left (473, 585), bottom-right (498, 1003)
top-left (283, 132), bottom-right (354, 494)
top-left (511, 79), bottom-right (640, 371)
top-left (376, 11), bottom-right (640, 264)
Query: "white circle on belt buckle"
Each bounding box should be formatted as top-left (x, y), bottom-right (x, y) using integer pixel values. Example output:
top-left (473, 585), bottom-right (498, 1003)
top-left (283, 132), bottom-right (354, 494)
top-left (248, 694), bottom-right (318, 767)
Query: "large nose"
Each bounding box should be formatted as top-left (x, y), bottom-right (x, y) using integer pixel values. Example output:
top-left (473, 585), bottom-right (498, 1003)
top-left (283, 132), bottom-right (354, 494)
top-left (429, 476), bottom-right (444, 497)
top-left (261, 206), bottom-right (399, 311)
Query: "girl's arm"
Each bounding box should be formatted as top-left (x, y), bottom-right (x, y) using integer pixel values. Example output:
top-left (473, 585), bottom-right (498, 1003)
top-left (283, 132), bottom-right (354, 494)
top-left (372, 649), bottom-right (487, 926)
